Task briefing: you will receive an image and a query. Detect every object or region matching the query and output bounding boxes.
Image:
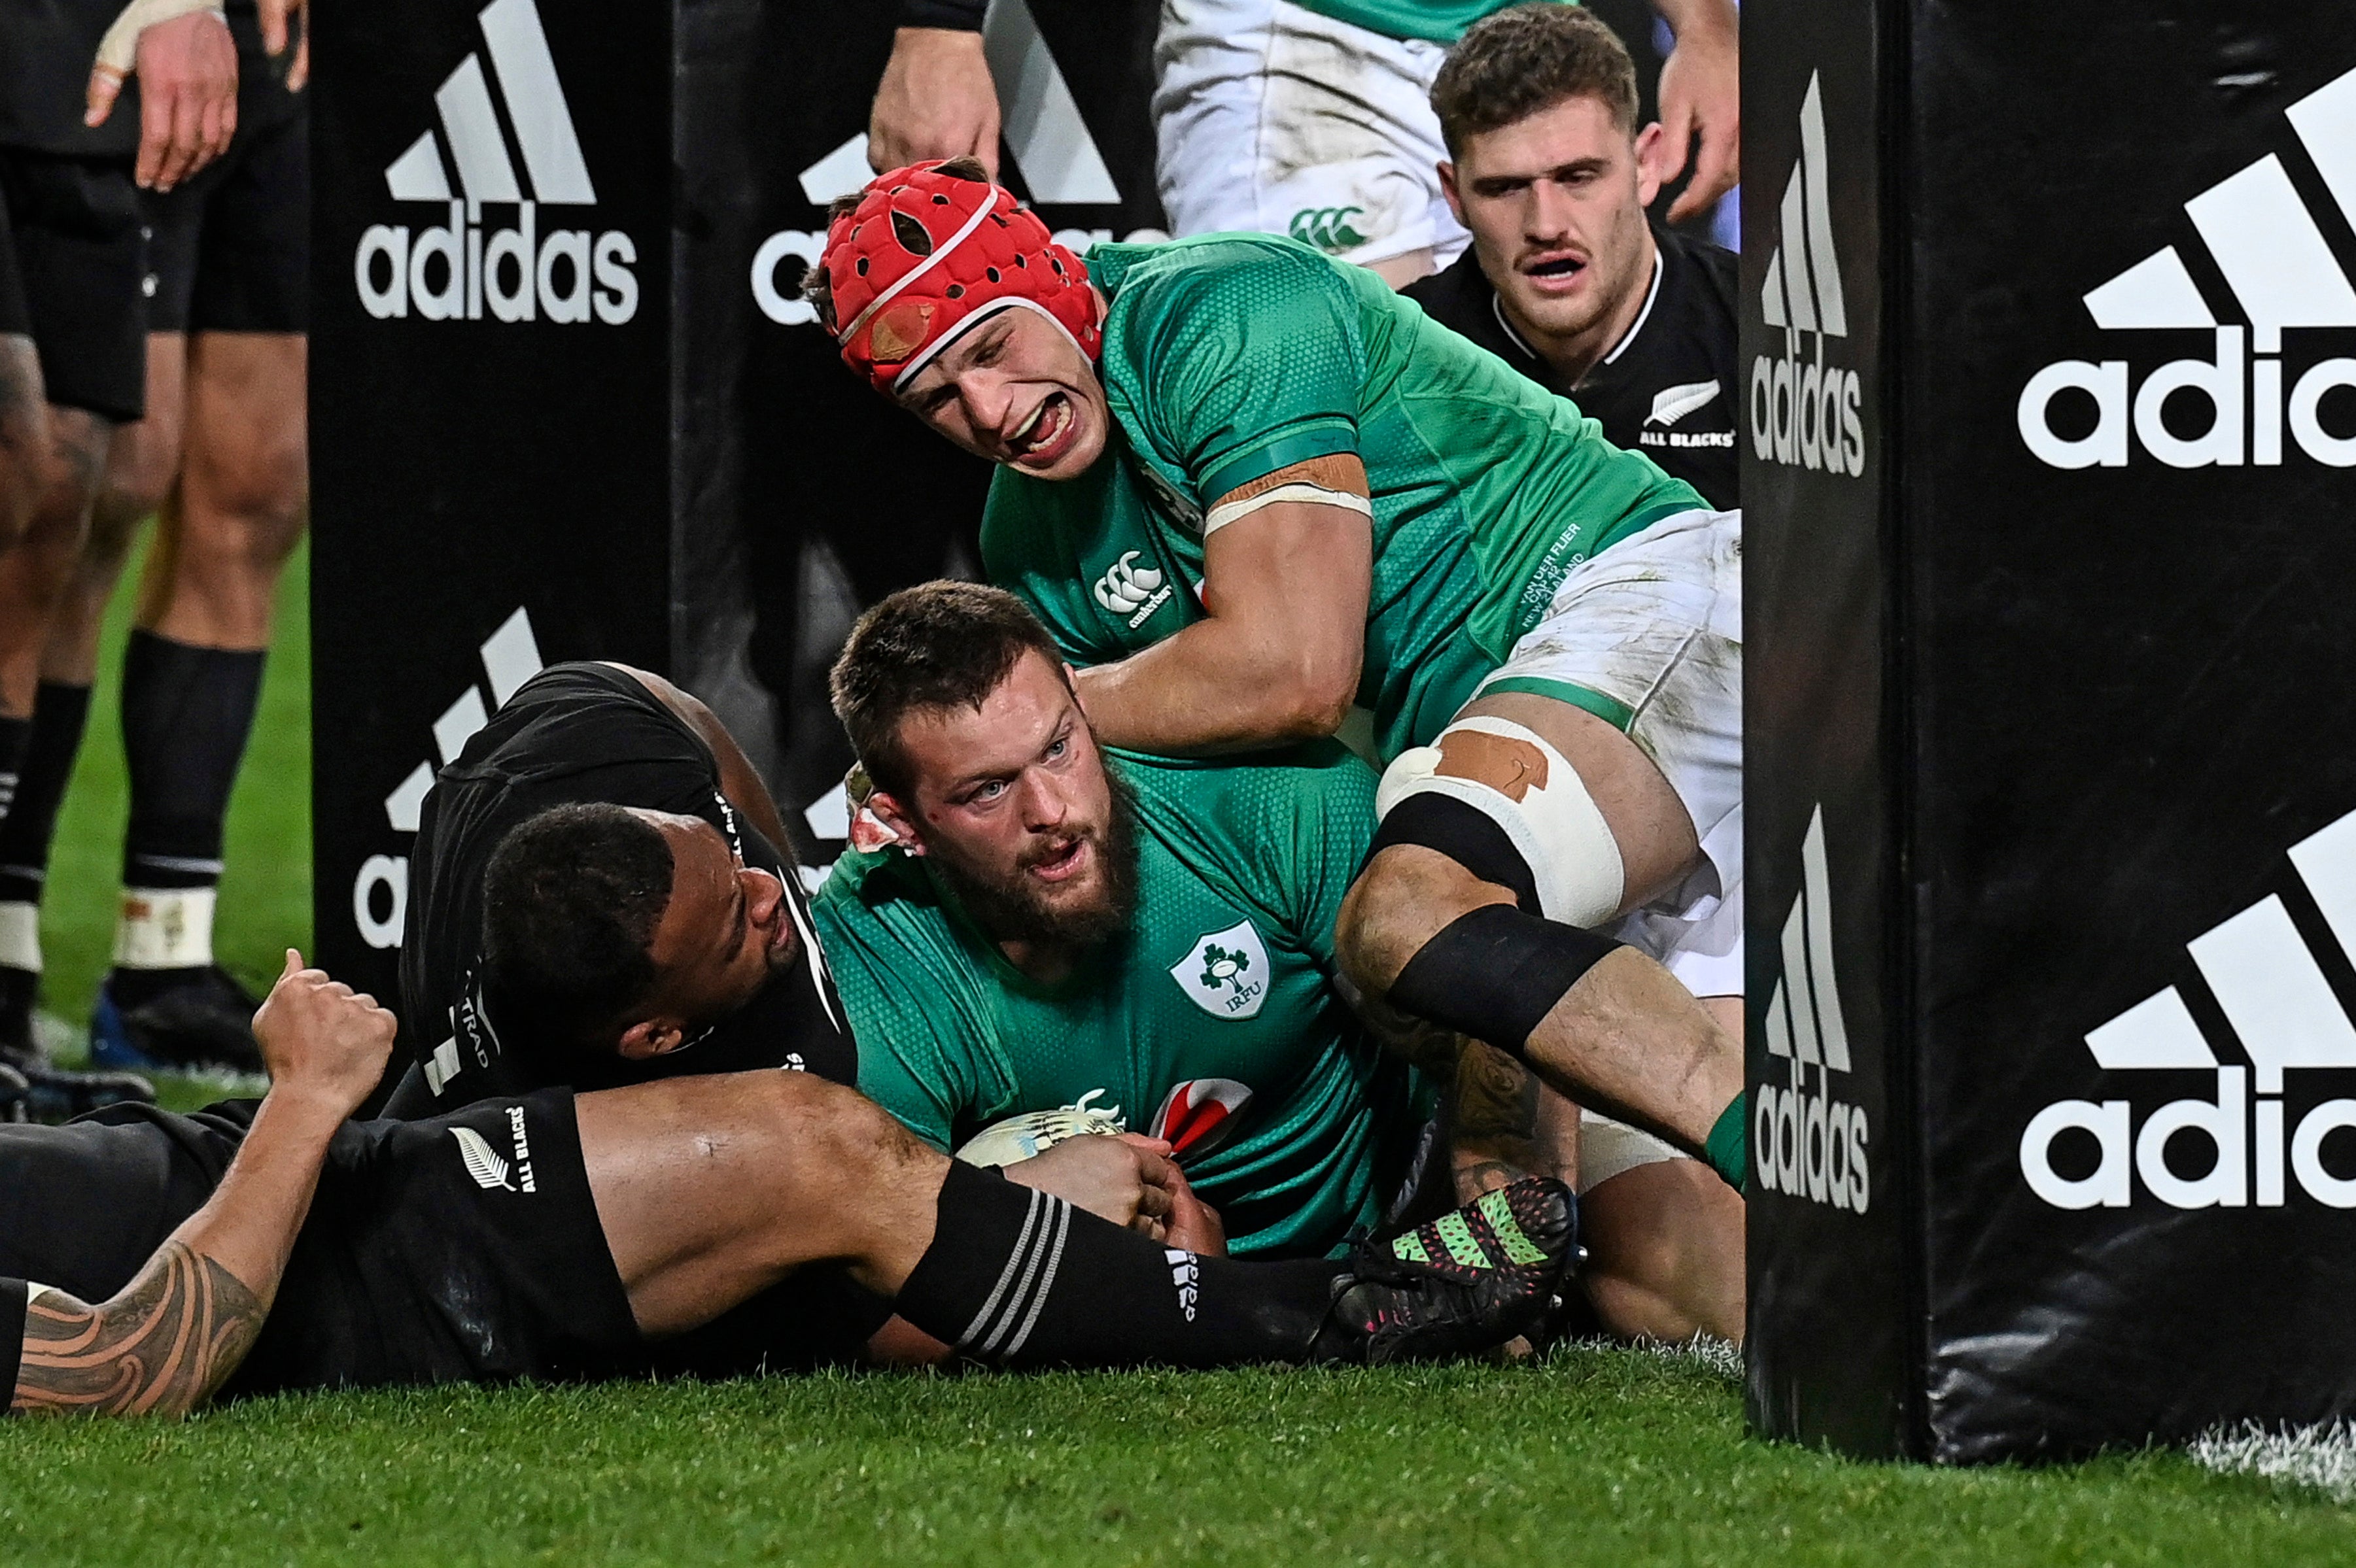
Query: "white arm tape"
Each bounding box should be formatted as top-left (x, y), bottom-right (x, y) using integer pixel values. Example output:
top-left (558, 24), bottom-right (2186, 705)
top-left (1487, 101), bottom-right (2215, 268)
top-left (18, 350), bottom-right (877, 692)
top-left (1376, 715), bottom-right (1626, 928)
top-left (1202, 482), bottom-right (1372, 537)
top-left (93, 0), bottom-right (226, 78)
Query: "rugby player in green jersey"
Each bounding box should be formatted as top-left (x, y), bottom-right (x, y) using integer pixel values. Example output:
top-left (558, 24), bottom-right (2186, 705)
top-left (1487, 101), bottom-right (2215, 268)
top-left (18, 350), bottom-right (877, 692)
top-left (813, 582), bottom-right (1740, 1341)
top-left (805, 162), bottom-right (1748, 1210)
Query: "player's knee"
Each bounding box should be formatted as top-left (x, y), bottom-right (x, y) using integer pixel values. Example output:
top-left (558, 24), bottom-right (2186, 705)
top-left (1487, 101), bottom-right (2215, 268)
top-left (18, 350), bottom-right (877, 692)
top-left (737, 1072), bottom-right (933, 1195)
top-left (189, 441), bottom-right (308, 573)
top-left (1337, 844), bottom-right (1495, 997)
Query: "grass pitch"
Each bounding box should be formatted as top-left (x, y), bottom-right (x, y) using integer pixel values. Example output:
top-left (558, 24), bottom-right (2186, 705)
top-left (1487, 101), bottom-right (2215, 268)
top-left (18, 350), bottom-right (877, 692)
top-left (1, 1346), bottom-right (2347, 1567)
top-left (10, 545), bottom-right (2349, 1562)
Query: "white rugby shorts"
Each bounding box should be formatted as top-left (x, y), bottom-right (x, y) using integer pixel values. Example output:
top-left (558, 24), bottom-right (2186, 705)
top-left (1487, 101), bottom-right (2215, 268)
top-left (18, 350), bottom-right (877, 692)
top-left (1474, 507), bottom-right (1744, 1000)
top-left (1151, 0), bottom-right (1470, 268)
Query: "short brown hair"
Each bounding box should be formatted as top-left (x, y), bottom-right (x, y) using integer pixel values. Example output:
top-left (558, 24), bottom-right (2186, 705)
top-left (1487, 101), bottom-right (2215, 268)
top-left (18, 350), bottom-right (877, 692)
top-left (1430, 4), bottom-right (1640, 158)
top-left (829, 580), bottom-right (1064, 798)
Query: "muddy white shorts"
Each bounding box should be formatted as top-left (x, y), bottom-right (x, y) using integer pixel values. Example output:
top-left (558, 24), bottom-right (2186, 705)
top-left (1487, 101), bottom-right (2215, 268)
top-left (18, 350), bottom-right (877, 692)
top-left (1474, 506), bottom-right (1744, 999)
top-left (1151, 0), bottom-right (1469, 269)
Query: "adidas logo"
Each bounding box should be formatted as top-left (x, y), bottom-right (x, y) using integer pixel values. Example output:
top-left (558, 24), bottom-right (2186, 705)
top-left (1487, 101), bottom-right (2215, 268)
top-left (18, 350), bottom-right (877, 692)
top-left (1748, 73), bottom-right (1867, 479)
top-left (1756, 805), bottom-right (1871, 1212)
top-left (752, 0), bottom-right (1166, 327)
top-left (1164, 1248), bottom-right (1200, 1322)
top-left (1092, 551), bottom-right (1173, 628)
top-left (353, 0), bottom-right (638, 325)
top-left (2018, 63), bottom-right (2356, 469)
top-left (352, 608), bottom-right (544, 951)
top-left (2022, 803), bottom-right (2356, 1212)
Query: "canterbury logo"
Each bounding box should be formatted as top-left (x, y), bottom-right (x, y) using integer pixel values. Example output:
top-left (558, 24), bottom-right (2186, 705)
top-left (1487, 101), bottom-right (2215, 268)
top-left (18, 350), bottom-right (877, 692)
top-left (354, 0), bottom-right (638, 324)
top-left (451, 1126), bottom-right (515, 1191)
top-left (1289, 206), bottom-right (1370, 255)
top-left (2018, 63), bottom-right (2356, 469)
top-left (1756, 805), bottom-right (1871, 1212)
top-left (2022, 802), bottom-right (2356, 1211)
top-left (1646, 379), bottom-right (1723, 427)
top-left (1092, 551), bottom-right (1173, 628)
top-left (1748, 73), bottom-right (1866, 478)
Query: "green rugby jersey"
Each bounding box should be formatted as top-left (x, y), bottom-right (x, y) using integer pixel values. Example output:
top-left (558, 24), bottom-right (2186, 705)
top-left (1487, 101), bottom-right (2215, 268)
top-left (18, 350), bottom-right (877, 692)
top-left (814, 742), bottom-right (1429, 1259)
top-left (982, 233), bottom-right (1705, 762)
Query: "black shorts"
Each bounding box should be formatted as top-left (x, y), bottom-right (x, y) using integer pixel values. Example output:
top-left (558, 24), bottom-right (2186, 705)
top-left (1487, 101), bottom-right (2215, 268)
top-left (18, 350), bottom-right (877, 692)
top-left (0, 1091), bottom-right (640, 1393)
top-left (142, 102), bottom-right (308, 336)
top-left (0, 148), bottom-right (145, 420)
top-left (0, 1089), bottom-right (886, 1397)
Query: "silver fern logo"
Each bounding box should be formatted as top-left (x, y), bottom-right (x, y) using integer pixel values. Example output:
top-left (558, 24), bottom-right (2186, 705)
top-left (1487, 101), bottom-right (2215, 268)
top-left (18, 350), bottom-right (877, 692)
top-left (451, 1125), bottom-right (515, 1191)
top-left (1647, 379), bottom-right (1724, 428)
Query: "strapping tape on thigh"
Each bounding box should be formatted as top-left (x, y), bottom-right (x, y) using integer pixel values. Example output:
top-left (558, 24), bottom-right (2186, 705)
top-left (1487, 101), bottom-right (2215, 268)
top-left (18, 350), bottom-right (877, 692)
top-left (1374, 716), bottom-right (1625, 928)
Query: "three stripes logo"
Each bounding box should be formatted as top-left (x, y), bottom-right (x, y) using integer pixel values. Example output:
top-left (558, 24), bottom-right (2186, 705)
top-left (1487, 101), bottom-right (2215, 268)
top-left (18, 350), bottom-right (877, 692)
top-left (954, 1186), bottom-right (1074, 1361)
top-left (2021, 804), bottom-right (2356, 1211)
top-left (354, 0), bottom-right (638, 326)
top-left (1749, 73), bottom-right (1865, 479)
top-left (2018, 64), bottom-right (2356, 469)
top-left (1756, 806), bottom-right (1871, 1213)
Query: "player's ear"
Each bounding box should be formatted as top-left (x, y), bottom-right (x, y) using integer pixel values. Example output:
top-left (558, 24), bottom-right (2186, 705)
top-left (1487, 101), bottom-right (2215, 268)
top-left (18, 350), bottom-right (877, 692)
top-left (1436, 160), bottom-right (1464, 225)
top-left (615, 1016), bottom-right (685, 1060)
top-left (1632, 122), bottom-right (1665, 207)
top-left (865, 789), bottom-right (927, 857)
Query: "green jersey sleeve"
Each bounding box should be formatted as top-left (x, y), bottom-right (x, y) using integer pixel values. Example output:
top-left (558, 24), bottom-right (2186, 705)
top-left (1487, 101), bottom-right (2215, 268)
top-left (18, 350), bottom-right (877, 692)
top-left (1100, 237), bottom-right (1368, 507)
top-left (813, 855), bottom-right (1011, 1152)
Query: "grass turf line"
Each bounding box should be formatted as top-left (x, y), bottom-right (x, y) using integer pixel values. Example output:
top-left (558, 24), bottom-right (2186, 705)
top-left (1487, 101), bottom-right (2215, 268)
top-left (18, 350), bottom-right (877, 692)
top-left (1, 1347), bottom-right (2349, 1567)
top-left (33, 530), bottom-right (310, 1109)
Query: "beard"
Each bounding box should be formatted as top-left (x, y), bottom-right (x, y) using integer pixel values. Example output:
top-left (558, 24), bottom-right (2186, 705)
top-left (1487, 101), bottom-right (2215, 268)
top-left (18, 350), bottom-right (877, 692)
top-left (927, 764), bottom-right (1141, 951)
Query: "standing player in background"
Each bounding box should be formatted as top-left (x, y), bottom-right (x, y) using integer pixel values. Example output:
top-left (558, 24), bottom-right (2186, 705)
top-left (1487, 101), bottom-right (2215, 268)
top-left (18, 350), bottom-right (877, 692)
top-left (1406, 5), bottom-right (1735, 509)
top-left (0, 0), bottom-right (309, 1079)
top-left (865, 0), bottom-right (1735, 288)
top-left (0, 0), bottom-right (244, 1106)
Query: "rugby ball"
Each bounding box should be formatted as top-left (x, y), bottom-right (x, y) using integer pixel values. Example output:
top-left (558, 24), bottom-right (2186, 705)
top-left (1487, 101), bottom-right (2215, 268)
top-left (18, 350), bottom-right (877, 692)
top-left (954, 1094), bottom-right (1126, 1167)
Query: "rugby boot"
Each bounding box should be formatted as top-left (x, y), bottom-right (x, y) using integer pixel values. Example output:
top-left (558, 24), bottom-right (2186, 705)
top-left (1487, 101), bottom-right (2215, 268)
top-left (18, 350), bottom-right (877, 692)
top-left (1311, 1178), bottom-right (1580, 1366)
top-left (90, 965), bottom-right (268, 1076)
top-left (0, 969), bottom-right (156, 1120)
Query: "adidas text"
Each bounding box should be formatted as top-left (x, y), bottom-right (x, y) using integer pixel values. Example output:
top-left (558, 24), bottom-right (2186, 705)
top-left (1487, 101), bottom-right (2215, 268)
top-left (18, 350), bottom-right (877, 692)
top-left (356, 0), bottom-right (638, 327)
top-left (1759, 804), bottom-right (1872, 1213)
top-left (1164, 1248), bottom-right (1200, 1321)
top-left (1750, 72), bottom-right (1868, 481)
top-left (2021, 802), bottom-right (2356, 1210)
top-left (2018, 65), bottom-right (2356, 470)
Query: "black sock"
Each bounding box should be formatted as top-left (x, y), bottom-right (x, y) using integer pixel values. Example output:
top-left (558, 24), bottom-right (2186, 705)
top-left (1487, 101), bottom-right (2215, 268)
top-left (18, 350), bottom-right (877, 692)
top-left (0, 682), bottom-right (94, 907)
top-left (893, 1161), bottom-right (1343, 1369)
top-left (112, 632), bottom-right (265, 1004)
top-left (0, 713), bottom-right (29, 833)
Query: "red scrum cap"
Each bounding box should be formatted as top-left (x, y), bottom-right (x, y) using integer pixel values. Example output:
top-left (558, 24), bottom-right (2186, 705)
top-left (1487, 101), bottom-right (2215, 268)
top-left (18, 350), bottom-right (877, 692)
top-left (821, 162), bottom-right (1103, 394)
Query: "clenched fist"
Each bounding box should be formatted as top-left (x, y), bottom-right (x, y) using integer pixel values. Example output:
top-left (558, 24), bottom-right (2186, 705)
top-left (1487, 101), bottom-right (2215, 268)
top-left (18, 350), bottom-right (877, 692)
top-left (251, 950), bottom-right (396, 1119)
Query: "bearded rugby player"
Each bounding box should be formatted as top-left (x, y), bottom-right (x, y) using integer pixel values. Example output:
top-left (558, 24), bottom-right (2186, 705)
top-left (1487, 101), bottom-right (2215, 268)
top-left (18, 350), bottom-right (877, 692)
top-left (2, 946), bottom-right (1582, 1416)
top-left (818, 582), bottom-right (1740, 1340)
top-left (805, 161), bottom-right (1748, 1200)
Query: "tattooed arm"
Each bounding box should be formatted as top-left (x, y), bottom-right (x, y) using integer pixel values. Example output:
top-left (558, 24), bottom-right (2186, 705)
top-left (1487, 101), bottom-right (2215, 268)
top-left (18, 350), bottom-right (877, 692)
top-left (10, 951), bottom-right (395, 1418)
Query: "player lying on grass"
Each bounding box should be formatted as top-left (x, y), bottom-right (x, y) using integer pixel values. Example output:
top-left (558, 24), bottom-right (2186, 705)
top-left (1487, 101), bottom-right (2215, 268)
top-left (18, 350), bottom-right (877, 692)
top-left (381, 659), bottom-right (1213, 1262)
top-left (5, 955), bottom-right (1581, 1418)
top-left (806, 162), bottom-right (1746, 1199)
top-left (818, 581), bottom-right (1739, 1341)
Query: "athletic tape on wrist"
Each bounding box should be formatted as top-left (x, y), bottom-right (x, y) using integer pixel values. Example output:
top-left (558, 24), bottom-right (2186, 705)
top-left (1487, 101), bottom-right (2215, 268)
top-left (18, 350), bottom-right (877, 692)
top-left (94, 0), bottom-right (226, 77)
top-left (1387, 902), bottom-right (1620, 1057)
top-left (1374, 716), bottom-right (1624, 928)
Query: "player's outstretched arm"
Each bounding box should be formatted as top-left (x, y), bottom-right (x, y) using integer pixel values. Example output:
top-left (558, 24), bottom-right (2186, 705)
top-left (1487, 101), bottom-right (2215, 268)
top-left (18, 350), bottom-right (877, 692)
top-left (1074, 479), bottom-right (1373, 755)
top-left (10, 953), bottom-right (393, 1418)
top-left (868, 26), bottom-right (1001, 180)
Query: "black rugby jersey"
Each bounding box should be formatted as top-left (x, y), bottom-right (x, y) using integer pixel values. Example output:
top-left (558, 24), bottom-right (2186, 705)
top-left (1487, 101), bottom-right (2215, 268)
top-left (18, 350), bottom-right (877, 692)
top-left (1404, 222), bottom-right (1738, 509)
top-left (392, 662), bottom-right (855, 1114)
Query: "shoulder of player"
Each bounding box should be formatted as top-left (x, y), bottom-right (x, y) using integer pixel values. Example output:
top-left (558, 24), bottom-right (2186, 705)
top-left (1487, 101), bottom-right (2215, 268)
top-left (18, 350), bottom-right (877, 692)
top-left (1113, 741), bottom-right (1377, 847)
top-left (1101, 234), bottom-right (1356, 337)
top-left (1654, 226), bottom-right (1740, 327)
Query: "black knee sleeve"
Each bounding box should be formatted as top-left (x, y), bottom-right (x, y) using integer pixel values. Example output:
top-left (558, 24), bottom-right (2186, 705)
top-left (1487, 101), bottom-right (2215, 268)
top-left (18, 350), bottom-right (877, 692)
top-left (1366, 793), bottom-right (1540, 914)
top-left (1388, 903), bottom-right (1620, 1057)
